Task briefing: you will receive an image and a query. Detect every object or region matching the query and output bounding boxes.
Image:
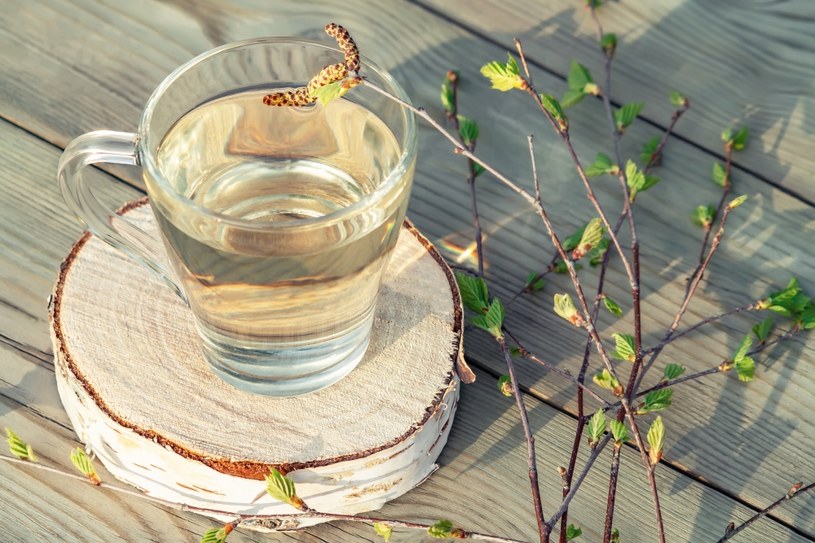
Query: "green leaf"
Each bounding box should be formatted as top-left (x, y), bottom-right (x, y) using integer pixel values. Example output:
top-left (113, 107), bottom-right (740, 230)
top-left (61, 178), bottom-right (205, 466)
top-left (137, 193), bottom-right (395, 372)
top-left (610, 528), bottom-right (621, 543)
top-left (799, 304), bottom-right (815, 330)
top-left (721, 127), bottom-right (733, 143)
top-left (647, 416), bottom-right (665, 465)
top-left (626, 160), bottom-right (660, 201)
top-left (611, 333), bottom-right (636, 362)
top-left (727, 194), bottom-right (749, 210)
top-left (640, 135), bottom-right (661, 165)
top-left (585, 152), bottom-right (616, 177)
top-left (639, 388), bottom-right (673, 414)
top-left (553, 259), bottom-right (582, 274)
top-left (736, 356), bottom-right (756, 382)
top-left (554, 293), bottom-right (583, 326)
top-left (469, 298), bottom-right (505, 337)
top-left (712, 162), bottom-right (728, 187)
top-left (201, 527), bottom-right (229, 543)
top-left (567, 61), bottom-right (594, 91)
top-left (603, 296), bottom-right (623, 317)
top-left (601, 33), bottom-right (617, 55)
top-left (587, 410), bottom-right (607, 446)
top-left (455, 272), bottom-right (489, 313)
top-left (610, 420), bottom-right (628, 444)
top-left (663, 363), bottom-right (685, 381)
top-left (733, 334), bottom-right (753, 363)
top-left (498, 374), bottom-right (513, 397)
top-left (732, 126), bottom-right (749, 151)
top-left (472, 162), bottom-right (486, 177)
top-left (669, 91), bottom-right (687, 108)
top-left (441, 74), bottom-right (456, 115)
top-left (752, 317), bottom-right (774, 342)
top-left (525, 272), bottom-right (545, 292)
top-left (373, 522), bottom-right (393, 542)
top-left (566, 523), bottom-right (583, 541)
top-left (428, 519), bottom-right (453, 539)
top-left (563, 225), bottom-right (588, 251)
top-left (588, 238), bottom-right (610, 267)
top-left (480, 54), bottom-right (524, 92)
top-left (573, 218), bottom-right (604, 259)
top-left (758, 278), bottom-right (803, 314)
top-left (614, 102), bottom-right (644, 131)
top-left (561, 88), bottom-right (587, 108)
top-left (311, 80), bottom-right (350, 106)
top-left (266, 469), bottom-right (304, 510)
top-left (586, 0), bottom-right (602, 8)
top-left (593, 369), bottom-right (623, 396)
top-left (5, 428), bottom-right (36, 462)
top-left (509, 346), bottom-right (522, 357)
top-left (458, 115), bottom-right (479, 146)
top-left (690, 205), bottom-right (717, 228)
top-left (70, 447), bottom-right (101, 485)
top-left (540, 93), bottom-right (569, 131)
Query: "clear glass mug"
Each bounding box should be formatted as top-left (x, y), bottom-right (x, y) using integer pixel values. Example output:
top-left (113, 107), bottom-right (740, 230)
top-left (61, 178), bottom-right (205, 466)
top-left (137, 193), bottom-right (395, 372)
top-left (57, 38), bottom-right (417, 396)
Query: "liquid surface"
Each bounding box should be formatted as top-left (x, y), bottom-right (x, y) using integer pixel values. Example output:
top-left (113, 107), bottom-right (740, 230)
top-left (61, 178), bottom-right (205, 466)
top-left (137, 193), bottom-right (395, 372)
top-left (147, 89), bottom-right (411, 392)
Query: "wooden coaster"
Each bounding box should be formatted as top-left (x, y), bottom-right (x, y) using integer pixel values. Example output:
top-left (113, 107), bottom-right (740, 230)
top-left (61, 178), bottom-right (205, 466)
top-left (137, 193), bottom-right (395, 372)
top-left (49, 198), bottom-right (471, 530)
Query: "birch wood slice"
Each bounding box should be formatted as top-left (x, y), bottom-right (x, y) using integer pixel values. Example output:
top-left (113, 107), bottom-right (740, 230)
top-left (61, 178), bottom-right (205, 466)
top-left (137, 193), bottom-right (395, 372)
top-left (49, 198), bottom-right (470, 530)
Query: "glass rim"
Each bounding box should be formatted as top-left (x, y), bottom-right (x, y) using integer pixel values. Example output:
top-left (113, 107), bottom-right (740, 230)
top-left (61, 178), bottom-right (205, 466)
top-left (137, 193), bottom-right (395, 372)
top-left (138, 36), bottom-right (417, 231)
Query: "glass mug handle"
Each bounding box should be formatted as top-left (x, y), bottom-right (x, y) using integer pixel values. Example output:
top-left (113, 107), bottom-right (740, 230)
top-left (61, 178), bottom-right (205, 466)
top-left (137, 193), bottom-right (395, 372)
top-left (57, 130), bottom-right (186, 302)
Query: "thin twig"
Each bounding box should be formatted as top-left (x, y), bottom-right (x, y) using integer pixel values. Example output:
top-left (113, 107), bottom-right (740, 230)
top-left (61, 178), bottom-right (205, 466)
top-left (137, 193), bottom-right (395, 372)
top-left (644, 104), bottom-right (689, 175)
top-left (603, 443), bottom-right (622, 543)
top-left (717, 482), bottom-right (815, 543)
top-left (642, 303), bottom-right (757, 355)
top-left (528, 135), bottom-right (542, 204)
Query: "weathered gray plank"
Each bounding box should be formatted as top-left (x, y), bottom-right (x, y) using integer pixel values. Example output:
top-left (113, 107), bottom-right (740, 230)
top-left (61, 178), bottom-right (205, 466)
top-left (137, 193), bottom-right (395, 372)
top-left (414, 0), bottom-right (815, 203)
top-left (0, 104), bottom-right (809, 542)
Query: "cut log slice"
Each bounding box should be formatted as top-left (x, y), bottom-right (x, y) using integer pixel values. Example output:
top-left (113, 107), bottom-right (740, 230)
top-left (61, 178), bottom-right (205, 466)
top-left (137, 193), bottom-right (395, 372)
top-left (49, 198), bottom-right (469, 530)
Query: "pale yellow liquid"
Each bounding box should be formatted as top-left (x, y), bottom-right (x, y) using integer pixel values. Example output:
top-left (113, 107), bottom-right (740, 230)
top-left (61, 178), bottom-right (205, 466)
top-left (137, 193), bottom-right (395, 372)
top-left (147, 89), bottom-right (410, 388)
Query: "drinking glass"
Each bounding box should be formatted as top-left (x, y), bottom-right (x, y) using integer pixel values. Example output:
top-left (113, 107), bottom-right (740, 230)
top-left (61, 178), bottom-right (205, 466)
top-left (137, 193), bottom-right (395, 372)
top-left (57, 38), bottom-right (417, 396)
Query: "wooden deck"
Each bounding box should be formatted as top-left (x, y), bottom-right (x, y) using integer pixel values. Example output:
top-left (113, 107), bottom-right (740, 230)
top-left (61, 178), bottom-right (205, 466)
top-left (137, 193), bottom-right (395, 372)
top-left (1, 1), bottom-right (814, 541)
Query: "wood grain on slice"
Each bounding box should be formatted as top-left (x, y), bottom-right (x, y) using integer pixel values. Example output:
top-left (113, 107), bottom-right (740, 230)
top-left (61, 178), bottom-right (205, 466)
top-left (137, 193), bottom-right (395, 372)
top-left (49, 200), bottom-right (464, 527)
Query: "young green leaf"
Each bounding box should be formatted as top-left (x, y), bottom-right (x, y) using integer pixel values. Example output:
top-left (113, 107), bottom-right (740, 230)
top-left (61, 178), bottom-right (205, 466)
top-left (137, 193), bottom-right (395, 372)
top-left (712, 162), bottom-right (728, 187)
top-left (554, 293), bottom-right (584, 326)
top-left (540, 94), bottom-right (569, 131)
top-left (566, 523), bottom-right (583, 541)
top-left (509, 346), bottom-right (522, 357)
top-left (736, 356), bottom-right (756, 382)
top-left (525, 272), bottom-right (546, 292)
top-left (441, 73), bottom-right (456, 115)
top-left (585, 152), bottom-right (617, 177)
top-left (587, 410), bottom-right (607, 447)
top-left (610, 420), bottom-right (628, 444)
top-left (553, 259), bottom-right (582, 274)
top-left (311, 80), bottom-right (350, 106)
top-left (567, 61), bottom-right (594, 92)
top-left (586, 0), bottom-right (602, 7)
top-left (602, 295), bottom-right (623, 317)
top-left (611, 333), bottom-right (636, 362)
top-left (563, 224), bottom-right (588, 251)
top-left (690, 204), bottom-right (717, 228)
top-left (721, 127), bottom-right (733, 143)
top-left (626, 160), bottom-right (660, 201)
top-left (498, 374), bottom-right (513, 397)
top-left (588, 238), bottom-right (610, 267)
top-left (455, 272), bottom-right (489, 313)
top-left (732, 126), bottom-right (749, 151)
top-left (640, 135), bottom-right (661, 165)
top-left (647, 416), bottom-right (665, 465)
top-left (757, 278), bottom-right (805, 315)
top-left (201, 527), bottom-right (230, 543)
top-left (593, 369), bottom-right (623, 396)
top-left (639, 388), bottom-right (673, 414)
top-left (733, 334), bottom-right (753, 363)
top-left (798, 304), bottom-right (815, 330)
top-left (614, 102), bottom-right (644, 131)
top-left (610, 528), bottom-right (621, 543)
top-left (572, 218), bottom-right (604, 259)
top-left (669, 91), bottom-right (688, 108)
top-left (663, 363), bottom-right (685, 381)
top-left (373, 522), bottom-right (393, 542)
top-left (457, 115), bottom-right (479, 146)
top-left (480, 54), bottom-right (524, 92)
top-left (601, 33), bottom-right (617, 56)
top-left (5, 428), bottom-right (36, 462)
top-left (70, 447), bottom-right (101, 485)
top-left (469, 298), bottom-right (505, 338)
top-left (727, 194), bottom-right (749, 210)
top-left (472, 162), bottom-right (486, 177)
top-left (428, 519), bottom-right (453, 539)
top-left (561, 88), bottom-right (587, 108)
top-left (752, 317), bottom-right (774, 343)
top-left (266, 468), bottom-right (305, 510)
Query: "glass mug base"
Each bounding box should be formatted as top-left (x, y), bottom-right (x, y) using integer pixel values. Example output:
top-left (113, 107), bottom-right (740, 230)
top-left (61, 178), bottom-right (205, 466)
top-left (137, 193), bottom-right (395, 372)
top-left (199, 315), bottom-right (374, 396)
